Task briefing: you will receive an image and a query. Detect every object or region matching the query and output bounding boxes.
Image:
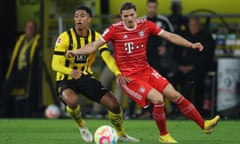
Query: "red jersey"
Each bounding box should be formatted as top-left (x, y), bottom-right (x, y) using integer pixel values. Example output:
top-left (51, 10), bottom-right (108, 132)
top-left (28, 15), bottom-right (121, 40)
top-left (101, 18), bottom-right (164, 76)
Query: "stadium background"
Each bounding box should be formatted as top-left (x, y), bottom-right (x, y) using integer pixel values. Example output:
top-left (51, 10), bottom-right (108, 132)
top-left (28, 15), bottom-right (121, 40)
top-left (2, 0), bottom-right (240, 118)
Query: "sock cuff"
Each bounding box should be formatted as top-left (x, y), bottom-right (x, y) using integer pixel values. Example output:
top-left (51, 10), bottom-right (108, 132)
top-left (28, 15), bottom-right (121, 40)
top-left (154, 103), bottom-right (164, 108)
top-left (108, 107), bottom-right (122, 115)
top-left (176, 96), bottom-right (184, 104)
top-left (66, 104), bottom-right (80, 113)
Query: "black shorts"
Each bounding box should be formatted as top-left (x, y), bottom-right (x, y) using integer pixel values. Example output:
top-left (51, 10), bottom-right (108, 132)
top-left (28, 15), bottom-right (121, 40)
top-left (56, 75), bottom-right (109, 103)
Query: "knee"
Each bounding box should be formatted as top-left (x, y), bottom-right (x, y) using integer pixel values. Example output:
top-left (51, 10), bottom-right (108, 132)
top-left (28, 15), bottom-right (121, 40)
top-left (61, 91), bottom-right (79, 108)
top-left (148, 89), bottom-right (164, 105)
top-left (100, 93), bottom-right (121, 114)
top-left (168, 90), bottom-right (182, 103)
top-left (67, 98), bottom-right (79, 108)
top-left (152, 97), bottom-right (164, 105)
top-left (108, 102), bottom-right (121, 114)
top-left (163, 84), bottom-right (182, 103)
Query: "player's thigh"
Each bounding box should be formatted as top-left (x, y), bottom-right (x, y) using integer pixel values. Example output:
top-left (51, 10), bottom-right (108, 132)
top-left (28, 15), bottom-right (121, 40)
top-left (120, 79), bottom-right (152, 107)
top-left (78, 76), bottom-right (109, 103)
top-left (56, 80), bottom-right (79, 107)
top-left (162, 84), bottom-right (182, 103)
top-left (149, 70), bottom-right (169, 93)
top-left (61, 88), bottom-right (79, 106)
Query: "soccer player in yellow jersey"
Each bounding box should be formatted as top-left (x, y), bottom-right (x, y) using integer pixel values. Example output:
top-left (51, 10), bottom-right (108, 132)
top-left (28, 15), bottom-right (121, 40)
top-left (51, 6), bottom-right (139, 143)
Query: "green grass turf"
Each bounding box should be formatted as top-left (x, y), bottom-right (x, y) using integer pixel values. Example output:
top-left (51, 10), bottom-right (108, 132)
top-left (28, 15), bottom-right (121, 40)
top-left (0, 118), bottom-right (239, 144)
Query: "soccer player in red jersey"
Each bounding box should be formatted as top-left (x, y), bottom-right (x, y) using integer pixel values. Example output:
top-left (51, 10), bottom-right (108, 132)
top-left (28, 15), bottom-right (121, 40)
top-left (66, 2), bottom-right (220, 143)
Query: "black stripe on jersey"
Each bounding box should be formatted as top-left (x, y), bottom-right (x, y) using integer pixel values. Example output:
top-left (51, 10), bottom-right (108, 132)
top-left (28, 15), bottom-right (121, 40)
top-left (67, 30), bottom-right (73, 50)
top-left (91, 30), bottom-right (95, 41)
top-left (73, 28), bottom-right (81, 49)
top-left (84, 36), bottom-right (88, 45)
top-left (99, 47), bottom-right (109, 54)
top-left (84, 30), bottom-right (90, 74)
top-left (64, 30), bottom-right (73, 80)
top-left (64, 60), bottom-right (70, 80)
top-left (54, 51), bottom-right (65, 55)
top-left (77, 36), bottom-right (81, 49)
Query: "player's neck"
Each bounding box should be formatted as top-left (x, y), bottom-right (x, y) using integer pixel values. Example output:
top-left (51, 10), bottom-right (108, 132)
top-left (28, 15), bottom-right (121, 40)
top-left (75, 28), bottom-right (89, 37)
top-left (123, 22), bottom-right (136, 31)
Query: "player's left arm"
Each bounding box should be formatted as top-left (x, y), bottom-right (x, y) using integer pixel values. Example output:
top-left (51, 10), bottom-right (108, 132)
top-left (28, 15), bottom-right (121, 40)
top-left (100, 49), bottom-right (131, 84)
top-left (159, 30), bottom-right (204, 51)
top-left (99, 46), bottom-right (121, 76)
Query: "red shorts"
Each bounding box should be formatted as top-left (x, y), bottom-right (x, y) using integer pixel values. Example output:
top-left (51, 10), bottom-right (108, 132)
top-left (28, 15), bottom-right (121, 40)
top-left (120, 66), bottom-right (169, 107)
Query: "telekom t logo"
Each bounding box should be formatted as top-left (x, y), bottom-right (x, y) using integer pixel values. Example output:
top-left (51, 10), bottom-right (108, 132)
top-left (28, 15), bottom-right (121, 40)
top-left (124, 42), bottom-right (134, 54)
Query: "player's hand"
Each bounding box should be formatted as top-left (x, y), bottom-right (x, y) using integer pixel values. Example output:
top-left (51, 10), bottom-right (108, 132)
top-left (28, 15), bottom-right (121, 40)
top-left (66, 50), bottom-right (76, 58)
top-left (116, 74), bottom-right (131, 85)
top-left (192, 42), bottom-right (204, 51)
top-left (71, 69), bottom-right (82, 79)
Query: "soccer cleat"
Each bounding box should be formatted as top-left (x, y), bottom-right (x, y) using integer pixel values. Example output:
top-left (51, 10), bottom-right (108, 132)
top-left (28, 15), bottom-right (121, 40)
top-left (79, 126), bottom-right (93, 142)
top-left (118, 134), bottom-right (140, 142)
top-left (203, 115), bottom-right (220, 134)
top-left (159, 133), bottom-right (178, 143)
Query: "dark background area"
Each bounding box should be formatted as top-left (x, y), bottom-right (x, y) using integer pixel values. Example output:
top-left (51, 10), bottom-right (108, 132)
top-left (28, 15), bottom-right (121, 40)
top-left (0, 1), bottom-right (17, 87)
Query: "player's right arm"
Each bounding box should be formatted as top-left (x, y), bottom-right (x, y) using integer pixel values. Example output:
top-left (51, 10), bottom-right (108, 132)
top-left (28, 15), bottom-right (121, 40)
top-left (147, 20), bottom-right (203, 51)
top-left (51, 32), bottom-right (73, 74)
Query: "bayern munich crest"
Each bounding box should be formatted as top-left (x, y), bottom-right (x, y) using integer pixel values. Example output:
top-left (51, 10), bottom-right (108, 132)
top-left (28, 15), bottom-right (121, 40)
top-left (139, 30), bottom-right (144, 37)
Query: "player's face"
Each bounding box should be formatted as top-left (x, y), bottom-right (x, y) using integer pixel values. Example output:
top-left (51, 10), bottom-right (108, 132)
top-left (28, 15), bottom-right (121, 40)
top-left (121, 9), bottom-right (137, 29)
top-left (147, 2), bottom-right (158, 17)
top-left (74, 10), bottom-right (91, 30)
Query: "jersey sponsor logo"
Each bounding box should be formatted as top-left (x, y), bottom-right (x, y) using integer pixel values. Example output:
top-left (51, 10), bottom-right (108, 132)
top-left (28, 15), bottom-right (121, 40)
top-left (124, 42), bottom-right (134, 54)
top-left (74, 55), bottom-right (87, 63)
top-left (124, 42), bottom-right (144, 54)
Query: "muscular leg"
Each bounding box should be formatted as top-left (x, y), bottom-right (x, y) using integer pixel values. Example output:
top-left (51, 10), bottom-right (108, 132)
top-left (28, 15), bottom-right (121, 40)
top-left (147, 89), bottom-right (168, 135)
top-left (61, 88), bottom-right (85, 127)
top-left (92, 67), bottom-right (114, 114)
top-left (162, 84), bottom-right (204, 129)
top-left (99, 92), bottom-right (124, 135)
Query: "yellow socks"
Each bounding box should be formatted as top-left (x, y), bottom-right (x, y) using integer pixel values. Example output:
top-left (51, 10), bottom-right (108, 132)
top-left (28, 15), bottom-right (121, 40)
top-left (108, 109), bottom-right (124, 136)
top-left (66, 104), bottom-right (85, 127)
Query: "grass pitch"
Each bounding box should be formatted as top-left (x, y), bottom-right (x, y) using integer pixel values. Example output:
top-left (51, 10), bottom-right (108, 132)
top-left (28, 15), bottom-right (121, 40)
top-left (0, 118), bottom-right (239, 144)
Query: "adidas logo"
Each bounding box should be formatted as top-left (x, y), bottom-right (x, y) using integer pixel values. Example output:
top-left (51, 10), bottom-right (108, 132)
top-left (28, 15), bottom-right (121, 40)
top-left (123, 35), bottom-right (128, 39)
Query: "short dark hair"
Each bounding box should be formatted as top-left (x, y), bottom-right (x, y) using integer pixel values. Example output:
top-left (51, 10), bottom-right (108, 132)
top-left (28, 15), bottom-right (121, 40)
top-left (75, 6), bottom-right (92, 17)
top-left (147, 0), bottom-right (158, 4)
top-left (120, 2), bottom-right (136, 14)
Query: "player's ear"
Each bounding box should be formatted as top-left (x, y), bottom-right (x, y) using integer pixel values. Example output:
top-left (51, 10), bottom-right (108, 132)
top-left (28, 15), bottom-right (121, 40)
top-left (135, 11), bottom-right (138, 18)
top-left (120, 14), bottom-right (123, 20)
top-left (88, 17), bottom-right (92, 23)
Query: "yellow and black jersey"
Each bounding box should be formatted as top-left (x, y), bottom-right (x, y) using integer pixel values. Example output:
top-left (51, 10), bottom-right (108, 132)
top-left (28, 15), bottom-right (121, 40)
top-left (51, 28), bottom-right (120, 81)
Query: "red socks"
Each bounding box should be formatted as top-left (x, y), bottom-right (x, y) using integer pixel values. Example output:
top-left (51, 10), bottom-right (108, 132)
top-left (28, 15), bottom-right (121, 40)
top-left (176, 96), bottom-right (204, 129)
top-left (152, 103), bottom-right (168, 135)
top-left (152, 96), bottom-right (205, 136)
